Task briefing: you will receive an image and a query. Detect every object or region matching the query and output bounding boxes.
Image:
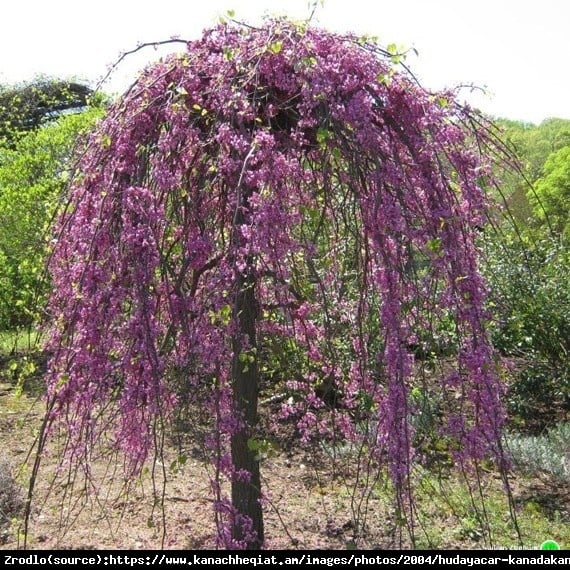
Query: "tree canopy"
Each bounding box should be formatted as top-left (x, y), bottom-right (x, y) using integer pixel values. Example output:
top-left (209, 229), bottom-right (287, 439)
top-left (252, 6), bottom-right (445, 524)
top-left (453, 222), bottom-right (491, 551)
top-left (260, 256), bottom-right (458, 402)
top-left (532, 145), bottom-right (570, 239)
top-left (0, 106), bottom-right (103, 329)
top-left (494, 117), bottom-right (570, 225)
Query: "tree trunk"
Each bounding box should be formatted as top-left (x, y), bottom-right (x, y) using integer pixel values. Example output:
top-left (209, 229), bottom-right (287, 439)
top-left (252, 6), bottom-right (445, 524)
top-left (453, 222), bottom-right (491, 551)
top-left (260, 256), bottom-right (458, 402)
top-left (231, 265), bottom-right (264, 549)
top-left (230, 179), bottom-right (264, 548)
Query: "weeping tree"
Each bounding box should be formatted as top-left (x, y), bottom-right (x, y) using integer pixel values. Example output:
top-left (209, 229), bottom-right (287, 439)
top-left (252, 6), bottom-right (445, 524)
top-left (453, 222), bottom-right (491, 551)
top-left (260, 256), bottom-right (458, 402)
top-left (36, 19), bottom-right (513, 549)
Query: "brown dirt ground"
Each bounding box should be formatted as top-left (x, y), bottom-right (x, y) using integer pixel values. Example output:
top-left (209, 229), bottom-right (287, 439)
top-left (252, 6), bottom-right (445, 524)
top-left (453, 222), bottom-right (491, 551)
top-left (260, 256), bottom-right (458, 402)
top-left (0, 375), bottom-right (568, 551)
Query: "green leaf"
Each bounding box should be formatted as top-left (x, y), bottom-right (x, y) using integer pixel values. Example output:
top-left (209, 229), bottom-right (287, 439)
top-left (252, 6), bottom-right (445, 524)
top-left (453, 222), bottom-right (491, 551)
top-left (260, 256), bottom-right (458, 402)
top-left (316, 127), bottom-right (330, 145)
top-left (300, 56), bottom-right (317, 68)
top-left (209, 304), bottom-right (232, 326)
top-left (376, 73), bottom-right (389, 85)
top-left (386, 43), bottom-right (406, 64)
top-left (169, 453), bottom-right (188, 473)
top-left (247, 437), bottom-right (280, 460)
top-left (269, 41), bottom-right (283, 55)
top-left (247, 437), bottom-right (261, 452)
top-left (56, 373), bottom-right (69, 388)
top-left (426, 237), bottom-right (443, 255)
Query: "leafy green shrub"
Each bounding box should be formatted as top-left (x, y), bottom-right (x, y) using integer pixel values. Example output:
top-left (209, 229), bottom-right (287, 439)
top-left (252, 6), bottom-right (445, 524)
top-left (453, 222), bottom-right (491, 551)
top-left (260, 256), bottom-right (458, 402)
top-left (482, 233), bottom-right (570, 417)
top-left (0, 106), bottom-right (104, 330)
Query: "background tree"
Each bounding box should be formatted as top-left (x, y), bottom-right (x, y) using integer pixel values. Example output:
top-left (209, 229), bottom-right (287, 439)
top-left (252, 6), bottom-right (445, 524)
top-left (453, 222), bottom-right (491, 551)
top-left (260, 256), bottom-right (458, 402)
top-left (0, 78), bottom-right (92, 147)
top-left (481, 118), bottom-right (570, 424)
top-left (482, 233), bottom-right (570, 420)
top-left (0, 105), bottom-right (104, 330)
top-left (494, 117), bottom-right (570, 224)
top-left (531, 145), bottom-right (570, 239)
top-left (37, 19), bottom-right (512, 549)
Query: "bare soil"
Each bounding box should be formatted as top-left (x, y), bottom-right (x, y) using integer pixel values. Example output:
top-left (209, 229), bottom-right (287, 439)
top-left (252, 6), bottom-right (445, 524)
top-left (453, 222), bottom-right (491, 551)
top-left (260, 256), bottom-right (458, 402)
top-left (0, 373), bottom-right (568, 551)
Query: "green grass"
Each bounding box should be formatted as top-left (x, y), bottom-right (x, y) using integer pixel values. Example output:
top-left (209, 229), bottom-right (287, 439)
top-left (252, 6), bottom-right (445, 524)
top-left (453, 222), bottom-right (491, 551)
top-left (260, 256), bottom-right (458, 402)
top-left (411, 468), bottom-right (569, 549)
top-left (0, 340), bottom-right (567, 550)
top-left (321, 435), bottom-right (569, 549)
top-left (0, 328), bottom-right (42, 355)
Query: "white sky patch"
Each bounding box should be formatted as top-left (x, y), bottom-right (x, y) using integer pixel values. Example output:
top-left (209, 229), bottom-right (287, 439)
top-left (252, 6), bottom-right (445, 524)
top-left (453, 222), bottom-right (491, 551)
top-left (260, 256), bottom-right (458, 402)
top-left (0, 0), bottom-right (568, 124)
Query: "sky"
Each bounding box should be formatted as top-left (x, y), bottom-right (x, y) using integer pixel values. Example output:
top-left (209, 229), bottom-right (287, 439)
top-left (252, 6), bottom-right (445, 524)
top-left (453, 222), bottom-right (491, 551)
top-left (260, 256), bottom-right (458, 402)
top-left (0, 0), bottom-right (568, 124)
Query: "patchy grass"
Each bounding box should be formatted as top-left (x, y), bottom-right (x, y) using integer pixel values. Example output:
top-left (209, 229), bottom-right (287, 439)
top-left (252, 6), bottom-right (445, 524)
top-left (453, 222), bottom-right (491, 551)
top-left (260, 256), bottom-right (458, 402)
top-left (412, 468), bottom-right (569, 549)
top-left (0, 353), bottom-right (568, 550)
top-left (0, 328), bottom-right (41, 355)
top-left (316, 439), bottom-right (569, 550)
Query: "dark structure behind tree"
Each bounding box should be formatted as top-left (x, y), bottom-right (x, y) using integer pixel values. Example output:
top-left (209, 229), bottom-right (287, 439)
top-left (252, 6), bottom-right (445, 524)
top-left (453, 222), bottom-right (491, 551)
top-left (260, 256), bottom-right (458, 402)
top-left (0, 79), bottom-right (92, 146)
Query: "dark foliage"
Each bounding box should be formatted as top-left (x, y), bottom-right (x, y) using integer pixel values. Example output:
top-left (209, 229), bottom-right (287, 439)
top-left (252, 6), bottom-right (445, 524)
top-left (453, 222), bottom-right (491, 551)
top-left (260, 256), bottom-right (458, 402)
top-left (0, 78), bottom-right (92, 146)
